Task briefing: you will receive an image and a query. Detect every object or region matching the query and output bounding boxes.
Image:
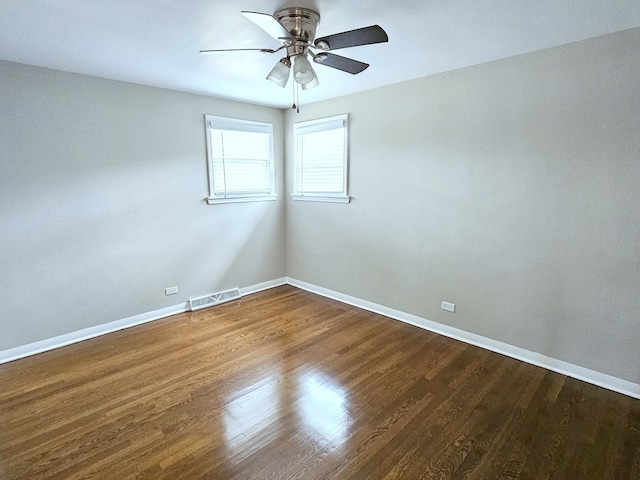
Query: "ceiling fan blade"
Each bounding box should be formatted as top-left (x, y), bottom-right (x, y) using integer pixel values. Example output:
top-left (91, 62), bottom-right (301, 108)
top-left (241, 11), bottom-right (292, 41)
top-left (200, 48), bottom-right (276, 54)
top-left (313, 53), bottom-right (369, 74)
top-left (314, 25), bottom-right (388, 51)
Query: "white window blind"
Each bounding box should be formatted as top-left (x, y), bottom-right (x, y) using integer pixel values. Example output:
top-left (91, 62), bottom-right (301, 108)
top-left (205, 115), bottom-right (276, 204)
top-left (293, 114), bottom-right (349, 203)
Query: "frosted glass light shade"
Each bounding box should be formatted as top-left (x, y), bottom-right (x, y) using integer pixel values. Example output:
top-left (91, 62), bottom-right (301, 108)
top-left (267, 58), bottom-right (291, 88)
top-left (301, 72), bottom-right (319, 90)
top-left (293, 55), bottom-right (317, 85)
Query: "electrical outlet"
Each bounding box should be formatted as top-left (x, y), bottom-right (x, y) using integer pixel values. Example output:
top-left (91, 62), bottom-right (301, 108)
top-left (165, 286), bottom-right (178, 296)
top-left (441, 301), bottom-right (455, 312)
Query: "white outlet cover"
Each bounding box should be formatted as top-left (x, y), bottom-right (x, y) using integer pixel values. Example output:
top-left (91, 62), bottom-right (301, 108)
top-left (165, 286), bottom-right (178, 296)
top-left (442, 301), bottom-right (455, 312)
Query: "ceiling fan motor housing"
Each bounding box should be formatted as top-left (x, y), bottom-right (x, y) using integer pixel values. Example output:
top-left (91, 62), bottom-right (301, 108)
top-left (274, 7), bottom-right (320, 43)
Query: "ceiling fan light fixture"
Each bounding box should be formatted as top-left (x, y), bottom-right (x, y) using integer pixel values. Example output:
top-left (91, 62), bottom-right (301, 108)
top-left (266, 57), bottom-right (291, 88)
top-left (293, 54), bottom-right (317, 85)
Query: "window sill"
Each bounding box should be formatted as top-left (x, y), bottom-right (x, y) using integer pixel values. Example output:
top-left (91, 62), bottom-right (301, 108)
top-left (207, 195), bottom-right (277, 205)
top-left (291, 194), bottom-right (351, 204)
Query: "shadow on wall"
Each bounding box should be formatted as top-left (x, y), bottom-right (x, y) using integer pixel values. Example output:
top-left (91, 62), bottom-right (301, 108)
top-left (179, 200), bottom-right (279, 297)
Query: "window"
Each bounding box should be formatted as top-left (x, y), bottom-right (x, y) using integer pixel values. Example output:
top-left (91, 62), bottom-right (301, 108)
top-left (292, 114), bottom-right (350, 203)
top-left (205, 115), bottom-right (276, 204)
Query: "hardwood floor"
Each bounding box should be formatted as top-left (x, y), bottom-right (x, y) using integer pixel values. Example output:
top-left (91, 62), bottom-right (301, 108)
top-left (0, 285), bottom-right (638, 479)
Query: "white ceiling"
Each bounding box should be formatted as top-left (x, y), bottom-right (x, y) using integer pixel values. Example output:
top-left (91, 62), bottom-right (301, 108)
top-left (2, 0), bottom-right (640, 109)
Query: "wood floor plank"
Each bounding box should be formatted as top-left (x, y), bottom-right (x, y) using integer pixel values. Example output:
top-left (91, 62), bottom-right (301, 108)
top-left (0, 285), bottom-right (638, 479)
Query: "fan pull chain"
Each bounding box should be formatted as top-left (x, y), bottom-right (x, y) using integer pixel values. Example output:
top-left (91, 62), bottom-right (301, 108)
top-left (291, 79), bottom-right (299, 113)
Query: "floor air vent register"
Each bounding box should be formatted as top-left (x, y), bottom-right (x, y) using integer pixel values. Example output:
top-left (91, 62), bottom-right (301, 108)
top-left (188, 288), bottom-right (241, 311)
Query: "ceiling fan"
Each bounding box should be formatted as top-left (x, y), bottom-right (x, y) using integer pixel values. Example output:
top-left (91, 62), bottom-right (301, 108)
top-left (200, 7), bottom-right (389, 91)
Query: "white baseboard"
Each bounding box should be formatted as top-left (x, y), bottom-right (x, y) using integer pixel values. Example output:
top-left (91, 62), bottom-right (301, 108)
top-left (0, 303), bottom-right (189, 365)
top-left (0, 278), bottom-right (289, 366)
top-left (286, 277), bottom-right (640, 400)
top-left (3, 276), bottom-right (638, 400)
top-left (240, 277), bottom-right (288, 296)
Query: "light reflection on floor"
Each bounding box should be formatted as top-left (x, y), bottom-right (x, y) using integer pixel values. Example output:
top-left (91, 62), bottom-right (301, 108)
top-left (222, 375), bottom-right (280, 443)
top-left (222, 370), bottom-right (351, 452)
top-left (298, 375), bottom-right (350, 444)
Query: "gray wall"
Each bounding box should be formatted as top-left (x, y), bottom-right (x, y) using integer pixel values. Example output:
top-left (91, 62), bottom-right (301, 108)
top-left (0, 61), bottom-right (285, 350)
top-left (2, 28), bottom-right (639, 385)
top-left (284, 28), bottom-right (640, 384)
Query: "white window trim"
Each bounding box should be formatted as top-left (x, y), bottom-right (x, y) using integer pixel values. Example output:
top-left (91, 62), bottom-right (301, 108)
top-left (291, 194), bottom-right (350, 203)
top-left (204, 114), bottom-right (277, 205)
top-left (292, 114), bottom-right (350, 203)
top-left (206, 195), bottom-right (277, 205)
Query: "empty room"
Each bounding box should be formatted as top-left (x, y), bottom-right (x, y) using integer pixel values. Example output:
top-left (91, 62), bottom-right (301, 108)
top-left (1, 1), bottom-right (639, 479)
